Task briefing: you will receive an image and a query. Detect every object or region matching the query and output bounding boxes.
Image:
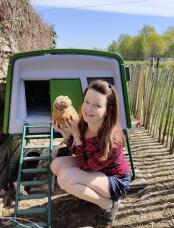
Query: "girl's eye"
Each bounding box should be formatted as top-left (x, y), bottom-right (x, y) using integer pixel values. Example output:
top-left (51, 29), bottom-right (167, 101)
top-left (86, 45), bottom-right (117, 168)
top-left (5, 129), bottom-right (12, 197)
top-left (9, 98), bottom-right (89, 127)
top-left (94, 104), bottom-right (101, 108)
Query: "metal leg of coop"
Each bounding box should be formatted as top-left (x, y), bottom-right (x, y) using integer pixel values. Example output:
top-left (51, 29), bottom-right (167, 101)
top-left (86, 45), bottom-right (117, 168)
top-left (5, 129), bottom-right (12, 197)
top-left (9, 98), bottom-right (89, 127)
top-left (123, 129), bottom-right (135, 180)
top-left (4, 134), bottom-right (12, 190)
top-left (3, 135), bottom-right (21, 190)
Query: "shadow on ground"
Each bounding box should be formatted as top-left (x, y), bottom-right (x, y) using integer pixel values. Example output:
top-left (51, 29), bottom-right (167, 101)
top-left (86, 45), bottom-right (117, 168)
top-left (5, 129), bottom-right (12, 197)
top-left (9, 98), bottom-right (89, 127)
top-left (1, 127), bottom-right (174, 228)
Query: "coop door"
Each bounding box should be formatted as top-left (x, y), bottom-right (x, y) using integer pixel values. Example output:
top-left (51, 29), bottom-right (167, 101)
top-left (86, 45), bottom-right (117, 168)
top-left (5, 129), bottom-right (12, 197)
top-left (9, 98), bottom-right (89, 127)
top-left (50, 79), bottom-right (83, 113)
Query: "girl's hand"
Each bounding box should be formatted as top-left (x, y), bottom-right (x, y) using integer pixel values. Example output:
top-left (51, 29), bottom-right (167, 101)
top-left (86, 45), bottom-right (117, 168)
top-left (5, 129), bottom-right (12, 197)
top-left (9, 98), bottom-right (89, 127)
top-left (51, 119), bottom-right (71, 140)
top-left (64, 116), bottom-right (82, 146)
top-left (64, 116), bottom-right (79, 135)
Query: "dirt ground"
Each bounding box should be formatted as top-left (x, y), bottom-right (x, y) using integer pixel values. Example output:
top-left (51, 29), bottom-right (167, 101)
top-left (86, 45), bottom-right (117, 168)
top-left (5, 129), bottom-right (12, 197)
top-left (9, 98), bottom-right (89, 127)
top-left (1, 126), bottom-right (174, 228)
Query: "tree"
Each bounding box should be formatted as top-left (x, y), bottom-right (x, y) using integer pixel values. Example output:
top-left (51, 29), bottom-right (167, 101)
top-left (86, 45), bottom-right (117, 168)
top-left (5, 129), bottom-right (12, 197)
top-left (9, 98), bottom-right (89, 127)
top-left (139, 25), bottom-right (156, 36)
top-left (131, 35), bottom-right (145, 60)
top-left (117, 34), bottom-right (134, 60)
top-left (143, 32), bottom-right (166, 58)
top-left (107, 24), bottom-right (172, 60)
top-left (107, 40), bottom-right (118, 53)
top-left (93, 47), bottom-right (105, 51)
top-left (163, 27), bottom-right (174, 57)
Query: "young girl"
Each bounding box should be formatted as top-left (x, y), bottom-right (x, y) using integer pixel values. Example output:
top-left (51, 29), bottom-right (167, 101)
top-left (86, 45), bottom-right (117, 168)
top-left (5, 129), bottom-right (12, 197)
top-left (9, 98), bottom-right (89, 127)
top-left (50, 80), bottom-right (131, 212)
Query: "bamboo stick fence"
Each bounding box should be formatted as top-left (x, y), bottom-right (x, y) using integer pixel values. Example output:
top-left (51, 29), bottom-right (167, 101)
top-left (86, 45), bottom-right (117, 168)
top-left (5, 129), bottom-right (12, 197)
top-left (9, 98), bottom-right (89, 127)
top-left (128, 62), bottom-right (174, 153)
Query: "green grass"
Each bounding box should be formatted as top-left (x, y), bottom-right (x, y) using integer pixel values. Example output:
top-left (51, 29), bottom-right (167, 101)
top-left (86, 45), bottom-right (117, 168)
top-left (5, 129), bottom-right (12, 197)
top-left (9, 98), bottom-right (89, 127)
top-left (125, 60), bottom-right (149, 64)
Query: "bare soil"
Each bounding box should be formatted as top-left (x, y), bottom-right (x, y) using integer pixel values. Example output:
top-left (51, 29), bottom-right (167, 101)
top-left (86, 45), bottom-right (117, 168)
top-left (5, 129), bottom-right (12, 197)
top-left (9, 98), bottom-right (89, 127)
top-left (1, 126), bottom-right (174, 228)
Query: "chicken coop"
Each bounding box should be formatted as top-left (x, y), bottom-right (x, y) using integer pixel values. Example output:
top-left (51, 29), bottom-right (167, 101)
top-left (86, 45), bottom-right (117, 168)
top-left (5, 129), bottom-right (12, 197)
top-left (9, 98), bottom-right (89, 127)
top-left (2, 49), bottom-right (134, 227)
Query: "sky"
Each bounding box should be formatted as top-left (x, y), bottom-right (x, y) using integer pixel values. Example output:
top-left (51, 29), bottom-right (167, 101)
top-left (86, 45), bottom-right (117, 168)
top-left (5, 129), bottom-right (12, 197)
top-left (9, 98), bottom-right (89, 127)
top-left (31, 0), bottom-right (174, 49)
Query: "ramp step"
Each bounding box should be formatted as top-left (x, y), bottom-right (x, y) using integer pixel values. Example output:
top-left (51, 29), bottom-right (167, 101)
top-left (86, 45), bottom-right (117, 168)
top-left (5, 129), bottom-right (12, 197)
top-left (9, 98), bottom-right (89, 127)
top-left (26, 125), bottom-right (51, 128)
top-left (17, 207), bottom-right (47, 215)
top-left (22, 168), bottom-right (49, 173)
top-left (23, 156), bottom-right (49, 161)
top-left (21, 180), bottom-right (48, 186)
top-left (15, 222), bottom-right (47, 228)
top-left (19, 193), bottom-right (48, 200)
top-left (13, 123), bottom-right (53, 228)
top-left (24, 145), bottom-right (49, 149)
top-left (25, 134), bottom-right (50, 139)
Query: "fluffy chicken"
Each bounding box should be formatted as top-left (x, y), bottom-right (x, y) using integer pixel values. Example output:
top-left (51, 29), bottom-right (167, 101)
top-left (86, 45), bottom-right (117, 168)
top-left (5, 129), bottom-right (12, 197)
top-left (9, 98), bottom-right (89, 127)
top-left (52, 95), bottom-right (79, 129)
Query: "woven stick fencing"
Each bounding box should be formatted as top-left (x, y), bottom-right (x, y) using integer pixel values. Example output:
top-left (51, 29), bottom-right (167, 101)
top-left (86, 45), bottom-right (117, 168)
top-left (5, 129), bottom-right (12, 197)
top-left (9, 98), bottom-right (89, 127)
top-left (128, 63), bottom-right (174, 153)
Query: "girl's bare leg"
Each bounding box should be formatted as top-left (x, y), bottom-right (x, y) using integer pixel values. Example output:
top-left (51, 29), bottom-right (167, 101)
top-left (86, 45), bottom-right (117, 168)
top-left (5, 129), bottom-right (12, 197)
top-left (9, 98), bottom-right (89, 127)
top-left (50, 156), bottom-right (78, 175)
top-left (57, 167), bottom-right (113, 209)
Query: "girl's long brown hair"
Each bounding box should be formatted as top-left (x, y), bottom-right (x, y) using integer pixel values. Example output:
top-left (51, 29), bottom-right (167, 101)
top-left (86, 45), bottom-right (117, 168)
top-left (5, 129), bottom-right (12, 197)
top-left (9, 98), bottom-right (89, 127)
top-left (78, 80), bottom-right (121, 160)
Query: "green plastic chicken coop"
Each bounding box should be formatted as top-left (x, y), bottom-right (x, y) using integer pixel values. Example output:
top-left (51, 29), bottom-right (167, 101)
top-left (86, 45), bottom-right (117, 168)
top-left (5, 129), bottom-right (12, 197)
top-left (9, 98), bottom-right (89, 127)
top-left (3, 49), bottom-right (135, 227)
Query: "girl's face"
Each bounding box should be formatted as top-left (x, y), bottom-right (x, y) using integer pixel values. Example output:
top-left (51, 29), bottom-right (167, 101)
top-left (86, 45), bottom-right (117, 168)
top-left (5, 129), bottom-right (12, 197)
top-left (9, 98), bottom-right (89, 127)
top-left (82, 89), bottom-right (107, 126)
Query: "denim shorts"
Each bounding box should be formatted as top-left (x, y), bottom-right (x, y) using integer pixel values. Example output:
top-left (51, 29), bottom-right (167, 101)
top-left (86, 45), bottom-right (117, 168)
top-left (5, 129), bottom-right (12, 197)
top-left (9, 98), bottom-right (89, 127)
top-left (108, 175), bottom-right (131, 201)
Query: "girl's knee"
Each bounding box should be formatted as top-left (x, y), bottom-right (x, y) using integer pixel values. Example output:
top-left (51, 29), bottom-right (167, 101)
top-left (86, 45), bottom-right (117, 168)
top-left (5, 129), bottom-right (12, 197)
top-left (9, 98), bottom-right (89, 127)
top-left (50, 158), bottom-right (60, 175)
top-left (57, 168), bottom-right (72, 190)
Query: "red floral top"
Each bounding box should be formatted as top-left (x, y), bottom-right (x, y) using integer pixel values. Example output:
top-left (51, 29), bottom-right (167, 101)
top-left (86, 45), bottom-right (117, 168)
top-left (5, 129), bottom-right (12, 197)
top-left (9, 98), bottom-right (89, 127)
top-left (67, 128), bottom-right (130, 177)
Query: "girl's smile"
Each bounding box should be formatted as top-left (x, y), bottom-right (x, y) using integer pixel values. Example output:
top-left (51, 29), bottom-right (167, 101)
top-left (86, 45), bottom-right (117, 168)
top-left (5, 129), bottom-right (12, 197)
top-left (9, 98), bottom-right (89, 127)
top-left (84, 112), bottom-right (95, 117)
